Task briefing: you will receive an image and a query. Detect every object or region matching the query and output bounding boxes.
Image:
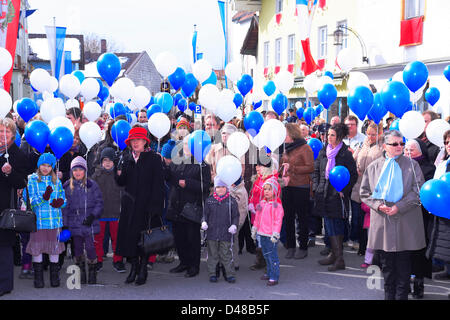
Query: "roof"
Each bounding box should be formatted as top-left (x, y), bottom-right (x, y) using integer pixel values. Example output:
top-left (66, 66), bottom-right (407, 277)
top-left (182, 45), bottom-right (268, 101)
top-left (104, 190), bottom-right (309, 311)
top-left (83, 52), bottom-right (144, 78)
top-left (240, 15), bottom-right (259, 56)
top-left (232, 11), bottom-right (256, 24)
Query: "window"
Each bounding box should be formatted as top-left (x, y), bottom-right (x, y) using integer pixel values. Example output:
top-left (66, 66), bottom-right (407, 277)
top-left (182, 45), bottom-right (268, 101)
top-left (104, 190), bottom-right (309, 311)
top-left (287, 34), bottom-right (295, 64)
top-left (275, 38), bottom-right (282, 66)
top-left (318, 26), bottom-right (327, 59)
top-left (404, 0), bottom-right (425, 19)
top-left (276, 0), bottom-right (283, 14)
top-left (264, 41), bottom-right (270, 67)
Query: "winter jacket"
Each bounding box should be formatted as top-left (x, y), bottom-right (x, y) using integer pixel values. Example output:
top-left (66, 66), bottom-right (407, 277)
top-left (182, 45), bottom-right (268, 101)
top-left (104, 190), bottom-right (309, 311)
top-left (360, 155), bottom-right (426, 252)
top-left (62, 179), bottom-right (103, 236)
top-left (230, 180), bottom-right (248, 227)
top-left (24, 173), bottom-right (66, 231)
top-left (281, 138), bottom-right (314, 187)
top-left (312, 144), bottom-right (357, 219)
top-left (203, 194), bottom-right (239, 242)
top-left (248, 172), bottom-right (281, 224)
top-left (253, 200), bottom-right (284, 237)
top-left (91, 167), bottom-right (123, 219)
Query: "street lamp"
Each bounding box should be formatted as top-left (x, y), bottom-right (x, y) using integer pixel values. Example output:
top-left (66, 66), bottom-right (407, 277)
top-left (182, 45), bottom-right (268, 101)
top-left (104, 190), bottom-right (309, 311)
top-left (333, 25), bottom-right (369, 64)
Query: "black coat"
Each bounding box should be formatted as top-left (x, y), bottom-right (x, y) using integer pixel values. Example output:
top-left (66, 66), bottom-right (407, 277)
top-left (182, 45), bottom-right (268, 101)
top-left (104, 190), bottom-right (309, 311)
top-left (115, 151), bottom-right (165, 257)
top-left (312, 143), bottom-right (357, 219)
top-left (165, 159), bottom-right (211, 223)
top-left (0, 144), bottom-right (28, 246)
top-left (204, 195), bottom-right (239, 242)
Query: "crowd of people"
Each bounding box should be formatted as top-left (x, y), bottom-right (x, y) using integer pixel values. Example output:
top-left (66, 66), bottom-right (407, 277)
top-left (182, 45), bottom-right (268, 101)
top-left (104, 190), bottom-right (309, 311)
top-left (0, 102), bottom-right (449, 300)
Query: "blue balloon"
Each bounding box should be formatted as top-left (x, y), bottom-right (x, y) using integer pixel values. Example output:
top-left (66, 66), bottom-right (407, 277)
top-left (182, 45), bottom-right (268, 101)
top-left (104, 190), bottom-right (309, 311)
top-left (444, 65), bottom-right (450, 82)
top-left (188, 130), bottom-right (211, 163)
top-left (318, 83), bottom-right (337, 109)
top-left (145, 96), bottom-right (155, 109)
top-left (307, 138), bottom-right (323, 160)
top-left (272, 93), bottom-right (287, 115)
top-left (111, 120), bottom-right (131, 150)
top-left (177, 99), bottom-right (188, 112)
top-left (17, 98), bottom-right (38, 122)
top-left (15, 131), bottom-right (21, 148)
top-left (296, 108), bottom-right (304, 120)
top-left (173, 93), bottom-right (183, 106)
top-left (147, 104), bottom-right (162, 118)
top-left (48, 127), bottom-right (74, 159)
top-left (58, 229), bottom-right (71, 242)
top-left (98, 86), bottom-right (109, 101)
top-left (156, 92), bottom-right (173, 113)
top-left (97, 99), bottom-right (104, 107)
top-left (96, 53), bottom-right (121, 87)
top-left (253, 100), bottom-right (262, 109)
top-left (420, 179), bottom-right (450, 219)
top-left (237, 74), bottom-right (253, 97)
top-left (440, 172), bottom-right (450, 184)
top-left (303, 107), bottom-right (316, 125)
top-left (381, 81), bottom-right (410, 118)
top-left (202, 71), bottom-right (217, 86)
top-left (314, 104), bottom-right (324, 116)
top-left (324, 71), bottom-right (334, 79)
top-left (96, 78), bottom-right (104, 89)
top-left (329, 166), bottom-right (350, 192)
top-left (72, 70), bottom-right (85, 84)
top-left (367, 93), bottom-right (387, 124)
top-left (244, 111), bottom-right (264, 137)
top-left (168, 67), bottom-right (186, 91)
top-left (348, 86), bottom-right (374, 121)
top-left (110, 102), bottom-right (127, 119)
top-left (425, 87), bottom-right (440, 106)
top-left (188, 102), bottom-right (196, 112)
top-left (233, 93), bottom-right (243, 109)
top-left (263, 80), bottom-right (276, 97)
top-left (24, 120), bottom-right (50, 153)
top-left (390, 119), bottom-right (400, 131)
top-left (181, 73), bottom-right (198, 98)
top-left (403, 61), bottom-right (428, 92)
top-left (126, 113), bottom-right (133, 124)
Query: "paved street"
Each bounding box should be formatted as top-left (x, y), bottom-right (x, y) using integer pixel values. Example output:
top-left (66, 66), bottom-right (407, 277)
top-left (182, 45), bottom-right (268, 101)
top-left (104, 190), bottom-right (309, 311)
top-left (3, 237), bottom-right (449, 301)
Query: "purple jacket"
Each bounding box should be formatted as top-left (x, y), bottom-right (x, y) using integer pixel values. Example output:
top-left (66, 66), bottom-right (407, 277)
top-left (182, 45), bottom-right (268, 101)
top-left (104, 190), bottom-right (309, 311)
top-left (62, 179), bottom-right (103, 236)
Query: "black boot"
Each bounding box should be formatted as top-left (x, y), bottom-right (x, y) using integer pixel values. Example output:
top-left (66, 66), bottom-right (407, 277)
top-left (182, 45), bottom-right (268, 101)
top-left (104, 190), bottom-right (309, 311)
top-left (328, 235), bottom-right (345, 272)
top-left (412, 278), bottom-right (424, 299)
top-left (33, 262), bottom-right (44, 289)
top-left (135, 255), bottom-right (149, 286)
top-left (125, 257), bottom-right (139, 284)
top-left (249, 248), bottom-right (266, 270)
top-left (49, 263), bottom-right (60, 287)
top-left (88, 263), bottom-right (97, 285)
top-left (75, 257), bottom-right (87, 285)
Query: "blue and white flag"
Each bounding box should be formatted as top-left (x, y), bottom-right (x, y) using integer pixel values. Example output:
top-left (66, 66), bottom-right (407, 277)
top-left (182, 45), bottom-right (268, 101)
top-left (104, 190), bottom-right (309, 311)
top-left (45, 25), bottom-right (66, 80)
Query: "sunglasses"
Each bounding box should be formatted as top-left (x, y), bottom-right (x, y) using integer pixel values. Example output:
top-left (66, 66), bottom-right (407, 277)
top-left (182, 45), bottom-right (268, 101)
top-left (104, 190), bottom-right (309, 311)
top-left (386, 142), bottom-right (405, 147)
top-left (445, 140), bottom-right (450, 146)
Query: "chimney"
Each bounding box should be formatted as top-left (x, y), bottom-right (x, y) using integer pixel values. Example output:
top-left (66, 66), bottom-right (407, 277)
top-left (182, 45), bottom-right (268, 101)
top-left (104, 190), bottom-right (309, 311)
top-left (101, 39), bottom-right (107, 53)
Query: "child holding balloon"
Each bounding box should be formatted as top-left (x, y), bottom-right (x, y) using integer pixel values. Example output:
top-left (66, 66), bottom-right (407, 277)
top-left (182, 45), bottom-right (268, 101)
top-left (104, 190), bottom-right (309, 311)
top-left (23, 153), bottom-right (66, 289)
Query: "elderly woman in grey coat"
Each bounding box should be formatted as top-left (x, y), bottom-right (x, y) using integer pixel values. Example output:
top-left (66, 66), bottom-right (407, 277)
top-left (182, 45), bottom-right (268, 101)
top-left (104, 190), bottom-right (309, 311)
top-left (360, 130), bottom-right (426, 300)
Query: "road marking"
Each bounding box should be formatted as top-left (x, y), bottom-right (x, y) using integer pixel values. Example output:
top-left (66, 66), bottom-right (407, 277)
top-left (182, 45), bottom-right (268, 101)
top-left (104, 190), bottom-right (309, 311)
top-left (310, 282), bottom-right (344, 290)
top-left (316, 271), bottom-right (383, 280)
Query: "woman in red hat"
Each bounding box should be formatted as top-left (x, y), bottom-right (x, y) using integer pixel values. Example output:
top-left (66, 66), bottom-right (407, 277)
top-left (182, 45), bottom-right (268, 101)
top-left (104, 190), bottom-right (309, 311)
top-left (115, 126), bottom-right (165, 286)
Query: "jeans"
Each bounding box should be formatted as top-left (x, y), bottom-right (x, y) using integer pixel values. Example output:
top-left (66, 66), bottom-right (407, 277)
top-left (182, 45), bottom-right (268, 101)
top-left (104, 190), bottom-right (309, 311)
top-left (260, 236), bottom-right (280, 281)
top-left (324, 217), bottom-right (346, 237)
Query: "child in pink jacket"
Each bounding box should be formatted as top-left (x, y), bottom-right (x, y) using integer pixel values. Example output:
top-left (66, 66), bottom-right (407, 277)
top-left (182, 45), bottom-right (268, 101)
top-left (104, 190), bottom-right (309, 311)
top-left (251, 177), bottom-right (284, 286)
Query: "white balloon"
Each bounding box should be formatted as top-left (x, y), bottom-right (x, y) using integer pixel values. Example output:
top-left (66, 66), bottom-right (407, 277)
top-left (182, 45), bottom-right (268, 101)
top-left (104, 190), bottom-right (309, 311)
top-left (426, 119), bottom-right (450, 147)
top-left (129, 113), bottom-right (137, 126)
top-left (0, 89), bottom-right (12, 119)
top-left (399, 111), bottom-right (425, 140)
top-left (295, 101), bottom-right (303, 109)
top-left (59, 74), bottom-right (81, 99)
top-left (65, 98), bottom-right (79, 110)
top-left (303, 74), bottom-right (320, 94)
top-left (225, 61), bottom-right (242, 82)
top-left (199, 84), bottom-right (220, 111)
top-left (0, 47), bottom-right (12, 77)
top-left (79, 121), bottom-right (102, 150)
top-left (216, 155), bottom-right (242, 186)
top-left (111, 77), bottom-right (135, 102)
top-left (249, 132), bottom-right (265, 149)
top-left (48, 116), bottom-right (75, 135)
top-left (347, 72), bottom-right (370, 91)
top-left (36, 99), bottom-right (43, 108)
top-left (148, 112), bottom-right (170, 139)
top-left (392, 71), bottom-right (403, 83)
top-left (317, 75), bottom-right (334, 91)
top-left (132, 86), bottom-right (151, 109)
top-left (193, 59), bottom-right (212, 83)
top-left (47, 76), bottom-right (59, 93)
top-left (220, 88), bottom-right (235, 103)
top-left (13, 99), bottom-right (19, 114)
top-left (40, 98), bottom-right (66, 123)
top-left (215, 100), bottom-right (237, 122)
top-left (80, 78), bottom-right (100, 101)
top-left (337, 48), bottom-right (359, 73)
top-left (154, 51), bottom-right (178, 78)
top-left (42, 91), bottom-right (53, 101)
top-left (259, 119), bottom-right (286, 151)
top-left (227, 132), bottom-right (249, 158)
top-left (30, 68), bottom-right (51, 93)
top-left (275, 70), bottom-right (294, 94)
top-left (84, 101), bottom-right (102, 122)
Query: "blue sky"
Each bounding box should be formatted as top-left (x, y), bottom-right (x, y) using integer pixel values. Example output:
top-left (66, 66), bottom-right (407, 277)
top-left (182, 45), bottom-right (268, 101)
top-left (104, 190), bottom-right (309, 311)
top-left (27, 0), bottom-right (227, 70)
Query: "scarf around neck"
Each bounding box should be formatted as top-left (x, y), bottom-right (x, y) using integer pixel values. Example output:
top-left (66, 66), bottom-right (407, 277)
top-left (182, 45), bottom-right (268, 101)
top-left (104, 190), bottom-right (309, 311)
top-left (213, 191), bottom-right (230, 203)
top-left (372, 155), bottom-right (403, 203)
top-left (325, 142), bottom-right (343, 179)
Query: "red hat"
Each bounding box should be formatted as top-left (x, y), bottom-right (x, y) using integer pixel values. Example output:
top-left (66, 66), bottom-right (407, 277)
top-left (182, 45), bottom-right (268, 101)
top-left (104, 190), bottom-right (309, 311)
top-left (124, 127), bottom-right (150, 146)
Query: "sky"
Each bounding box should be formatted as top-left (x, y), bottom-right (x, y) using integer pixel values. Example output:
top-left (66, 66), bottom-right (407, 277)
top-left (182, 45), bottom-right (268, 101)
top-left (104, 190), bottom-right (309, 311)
top-left (27, 0), bottom-right (227, 70)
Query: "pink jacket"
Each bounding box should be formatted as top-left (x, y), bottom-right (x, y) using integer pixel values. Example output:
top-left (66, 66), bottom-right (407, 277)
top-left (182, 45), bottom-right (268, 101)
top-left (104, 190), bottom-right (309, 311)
top-left (253, 200), bottom-right (284, 237)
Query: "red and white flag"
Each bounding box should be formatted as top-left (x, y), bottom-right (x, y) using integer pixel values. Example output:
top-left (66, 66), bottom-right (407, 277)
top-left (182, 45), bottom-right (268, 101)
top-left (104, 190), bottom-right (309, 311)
top-left (296, 0), bottom-right (320, 76)
top-left (0, 0), bottom-right (20, 92)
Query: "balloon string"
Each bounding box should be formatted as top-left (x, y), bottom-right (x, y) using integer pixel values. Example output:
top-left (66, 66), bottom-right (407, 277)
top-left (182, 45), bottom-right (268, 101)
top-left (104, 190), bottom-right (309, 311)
top-left (407, 154), bottom-right (422, 205)
top-left (3, 128), bottom-right (9, 164)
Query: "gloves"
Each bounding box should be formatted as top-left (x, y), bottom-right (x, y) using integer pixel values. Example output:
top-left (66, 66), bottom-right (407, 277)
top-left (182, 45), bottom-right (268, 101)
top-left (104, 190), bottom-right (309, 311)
top-left (50, 198), bottom-right (64, 208)
top-left (251, 226), bottom-right (257, 240)
top-left (228, 225), bottom-right (237, 234)
top-left (201, 221), bottom-right (208, 231)
top-left (43, 186), bottom-right (53, 201)
top-left (82, 215), bottom-right (95, 226)
top-left (248, 203), bottom-right (255, 214)
top-left (270, 232), bottom-right (280, 244)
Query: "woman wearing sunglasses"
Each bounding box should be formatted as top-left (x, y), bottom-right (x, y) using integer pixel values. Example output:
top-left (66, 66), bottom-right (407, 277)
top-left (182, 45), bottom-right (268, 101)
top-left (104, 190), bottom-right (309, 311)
top-left (360, 129), bottom-right (426, 300)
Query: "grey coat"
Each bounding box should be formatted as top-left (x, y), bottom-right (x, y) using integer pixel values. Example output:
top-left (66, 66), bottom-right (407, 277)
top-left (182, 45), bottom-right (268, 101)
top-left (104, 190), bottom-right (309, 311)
top-left (204, 194), bottom-right (239, 242)
top-left (360, 155), bottom-right (426, 252)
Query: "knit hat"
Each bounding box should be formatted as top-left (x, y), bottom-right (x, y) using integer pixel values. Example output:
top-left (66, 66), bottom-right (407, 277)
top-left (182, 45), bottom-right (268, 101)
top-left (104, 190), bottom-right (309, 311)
top-left (220, 123), bottom-right (238, 135)
top-left (176, 119), bottom-right (190, 130)
top-left (100, 147), bottom-right (115, 162)
top-left (37, 153), bottom-right (56, 169)
top-left (71, 156), bottom-right (87, 171)
top-left (161, 139), bottom-right (176, 159)
top-left (214, 176), bottom-right (228, 188)
top-left (263, 177), bottom-right (279, 197)
top-left (257, 156), bottom-right (272, 168)
top-left (124, 127), bottom-right (150, 146)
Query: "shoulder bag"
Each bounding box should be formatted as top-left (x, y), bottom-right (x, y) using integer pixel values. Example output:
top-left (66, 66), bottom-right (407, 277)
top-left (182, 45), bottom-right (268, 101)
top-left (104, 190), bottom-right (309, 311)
top-left (138, 216), bottom-right (174, 255)
top-left (0, 185), bottom-right (37, 233)
top-left (180, 202), bottom-right (203, 224)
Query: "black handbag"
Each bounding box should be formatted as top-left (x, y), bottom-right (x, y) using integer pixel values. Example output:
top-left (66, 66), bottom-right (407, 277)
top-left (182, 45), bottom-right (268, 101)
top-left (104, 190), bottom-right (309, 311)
top-left (0, 186), bottom-right (37, 233)
top-left (180, 202), bottom-right (203, 224)
top-left (138, 217), bottom-right (174, 255)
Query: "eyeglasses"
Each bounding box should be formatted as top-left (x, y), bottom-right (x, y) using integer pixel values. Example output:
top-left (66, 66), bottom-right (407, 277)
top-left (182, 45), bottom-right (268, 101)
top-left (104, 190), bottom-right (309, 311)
top-left (445, 140), bottom-right (450, 146)
top-left (386, 142), bottom-right (405, 147)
